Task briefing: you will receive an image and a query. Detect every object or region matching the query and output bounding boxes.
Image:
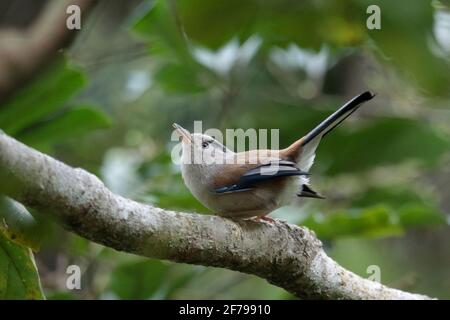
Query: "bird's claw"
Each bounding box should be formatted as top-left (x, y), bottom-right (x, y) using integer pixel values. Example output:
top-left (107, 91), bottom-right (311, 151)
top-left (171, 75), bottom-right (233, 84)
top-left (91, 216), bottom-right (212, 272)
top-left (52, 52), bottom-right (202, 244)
top-left (254, 215), bottom-right (275, 223)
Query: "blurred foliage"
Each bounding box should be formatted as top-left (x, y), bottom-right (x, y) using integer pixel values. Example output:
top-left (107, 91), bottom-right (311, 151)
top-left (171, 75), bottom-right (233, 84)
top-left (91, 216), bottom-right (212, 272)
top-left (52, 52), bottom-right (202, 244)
top-left (109, 259), bottom-right (169, 299)
top-left (0, 61), bottom-right (85, 136)
top-left (108, 259), bottom-right (200, 299)
top-left (0, 59), bottom-right (111, 149)
top-left (135, 0), bottom-right (450, 96)
top-left (301, 203), bottom-right (445, 240)
top-left (0, 58), bottom-right (111, 299)
top-left (19, 105), bottom-right (111, 146)
top-left (1, 0), bottom-right (450, 299)
top-left (318, 117), bottom-right (450, 174)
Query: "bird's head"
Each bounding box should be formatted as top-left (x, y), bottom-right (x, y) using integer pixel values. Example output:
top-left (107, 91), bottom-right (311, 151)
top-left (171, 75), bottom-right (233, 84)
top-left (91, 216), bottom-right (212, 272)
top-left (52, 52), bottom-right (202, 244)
top-left (173, 123), bottom-right (232, 165)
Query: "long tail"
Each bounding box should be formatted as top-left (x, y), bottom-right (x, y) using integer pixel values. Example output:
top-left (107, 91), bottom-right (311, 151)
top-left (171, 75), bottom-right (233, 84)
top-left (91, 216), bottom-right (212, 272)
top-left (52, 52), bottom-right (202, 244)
top-left (302, 91), bottom-right (375, 146)
top-left (284, 91), bottom-right (375, 171)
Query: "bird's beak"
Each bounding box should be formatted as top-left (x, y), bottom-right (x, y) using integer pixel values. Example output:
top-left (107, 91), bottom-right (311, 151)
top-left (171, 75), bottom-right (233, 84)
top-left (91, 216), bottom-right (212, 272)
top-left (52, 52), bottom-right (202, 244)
top-left (172, 123), bottom-right (192, 143)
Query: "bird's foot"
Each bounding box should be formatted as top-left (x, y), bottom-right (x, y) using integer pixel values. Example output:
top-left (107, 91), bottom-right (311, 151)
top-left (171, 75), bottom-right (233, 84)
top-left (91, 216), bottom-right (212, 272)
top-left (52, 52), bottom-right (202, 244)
top-left (254, 215), bottom-right (275, 223)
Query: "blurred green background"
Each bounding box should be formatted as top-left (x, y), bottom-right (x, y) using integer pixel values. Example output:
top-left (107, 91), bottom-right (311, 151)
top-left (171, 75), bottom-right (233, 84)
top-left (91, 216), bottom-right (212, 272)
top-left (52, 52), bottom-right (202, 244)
top-left (0, 0), bottom-right (449, 299)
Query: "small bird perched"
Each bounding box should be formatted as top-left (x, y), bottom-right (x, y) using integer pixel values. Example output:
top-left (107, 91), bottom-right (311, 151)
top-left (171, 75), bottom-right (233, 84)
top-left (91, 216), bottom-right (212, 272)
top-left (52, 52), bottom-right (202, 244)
top-left (174, 91), bottom-right (375, 221)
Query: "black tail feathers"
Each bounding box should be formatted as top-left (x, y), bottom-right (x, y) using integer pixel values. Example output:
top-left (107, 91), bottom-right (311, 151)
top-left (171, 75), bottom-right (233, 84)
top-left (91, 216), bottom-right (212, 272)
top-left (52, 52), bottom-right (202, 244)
top-left (302, 91), bottom-right (375, 146)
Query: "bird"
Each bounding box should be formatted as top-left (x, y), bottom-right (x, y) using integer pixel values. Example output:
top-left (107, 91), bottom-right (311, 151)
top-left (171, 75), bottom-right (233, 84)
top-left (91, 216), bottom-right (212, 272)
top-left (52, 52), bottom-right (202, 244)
top-left (173, 91), bottom-right (375, 222)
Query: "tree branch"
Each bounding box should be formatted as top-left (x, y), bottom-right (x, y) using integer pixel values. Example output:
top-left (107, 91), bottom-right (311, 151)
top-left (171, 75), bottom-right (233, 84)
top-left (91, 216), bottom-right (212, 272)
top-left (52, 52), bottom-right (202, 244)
top-left (0, 133), bottom-right (433, 299)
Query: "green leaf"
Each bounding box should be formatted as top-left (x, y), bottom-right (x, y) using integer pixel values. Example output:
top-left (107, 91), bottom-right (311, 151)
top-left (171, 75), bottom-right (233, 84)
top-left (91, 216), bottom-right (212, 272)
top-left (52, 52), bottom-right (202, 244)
top-left (0, 196), bottom-right (44, 251)
top-left (0, 59), bottom-right (86, 135)
top-left (0, 232), bottom-right (45, 299)
top-left (109, 259), bottom-right (169, 299)
top-left (17, 105), bottom-right (112, 147)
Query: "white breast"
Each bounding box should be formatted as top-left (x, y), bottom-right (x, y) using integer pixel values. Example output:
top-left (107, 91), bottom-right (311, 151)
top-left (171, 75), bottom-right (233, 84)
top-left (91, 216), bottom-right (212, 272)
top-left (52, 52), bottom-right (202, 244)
top-left (181, 163), bottom-right (218, 208)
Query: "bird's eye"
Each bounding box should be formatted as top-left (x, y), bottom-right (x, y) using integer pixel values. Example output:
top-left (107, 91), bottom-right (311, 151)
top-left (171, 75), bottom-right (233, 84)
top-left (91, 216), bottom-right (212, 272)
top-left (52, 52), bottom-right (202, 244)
top-left (201, 141), bottom-right (210, 148)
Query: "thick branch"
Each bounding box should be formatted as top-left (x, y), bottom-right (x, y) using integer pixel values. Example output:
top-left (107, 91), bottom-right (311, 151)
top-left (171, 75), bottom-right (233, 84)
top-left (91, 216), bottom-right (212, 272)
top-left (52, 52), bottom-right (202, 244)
top-left (0, 133), bottom-right (432, 299)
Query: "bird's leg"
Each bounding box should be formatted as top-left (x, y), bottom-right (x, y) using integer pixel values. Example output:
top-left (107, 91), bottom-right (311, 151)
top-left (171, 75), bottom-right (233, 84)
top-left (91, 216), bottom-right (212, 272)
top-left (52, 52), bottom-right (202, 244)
top-left (254, 215), bottom-right (275, 223)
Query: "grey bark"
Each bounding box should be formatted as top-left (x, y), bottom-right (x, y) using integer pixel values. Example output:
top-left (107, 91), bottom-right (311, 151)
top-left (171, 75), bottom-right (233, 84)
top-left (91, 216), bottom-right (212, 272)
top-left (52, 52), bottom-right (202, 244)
top-left (0, 133), bottom-right (433, 299)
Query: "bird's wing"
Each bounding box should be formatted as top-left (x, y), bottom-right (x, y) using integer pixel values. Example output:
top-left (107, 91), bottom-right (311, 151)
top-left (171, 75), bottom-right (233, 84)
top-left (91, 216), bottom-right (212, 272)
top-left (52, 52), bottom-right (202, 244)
top-left (213, 157), bottom-right (308, 194)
